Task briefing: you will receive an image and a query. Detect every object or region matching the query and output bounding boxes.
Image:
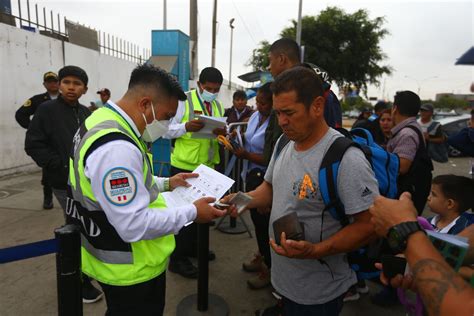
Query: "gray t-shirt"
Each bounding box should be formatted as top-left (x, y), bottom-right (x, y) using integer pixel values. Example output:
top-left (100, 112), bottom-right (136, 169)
top-left (264, 128), bottom-right (379, 305)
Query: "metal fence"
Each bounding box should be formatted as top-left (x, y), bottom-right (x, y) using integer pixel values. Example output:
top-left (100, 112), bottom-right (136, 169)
top-left (2, 0), bottom-right (150, 63)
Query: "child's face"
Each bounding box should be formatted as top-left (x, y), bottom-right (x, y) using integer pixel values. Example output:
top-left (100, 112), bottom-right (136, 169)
top-left (233, 97), bottom-right (247, 111)
top-left (427, 184), bottom-right (451, 215)
top-left (59, 76), bottom-right (87, 103)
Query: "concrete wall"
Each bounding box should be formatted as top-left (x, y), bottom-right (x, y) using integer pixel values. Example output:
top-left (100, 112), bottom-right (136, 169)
top-left (0, 22), bottom-right (244, 177)
top-left (0, 23), bottom-right (136, 177)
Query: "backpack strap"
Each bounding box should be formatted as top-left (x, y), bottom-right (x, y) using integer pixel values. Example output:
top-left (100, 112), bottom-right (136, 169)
top-left (351, 127), bottom-right (375, 146)
top-left (319, 137), bottom-right (358, 230)
top-left (274, 133), bottom-right (291, 160)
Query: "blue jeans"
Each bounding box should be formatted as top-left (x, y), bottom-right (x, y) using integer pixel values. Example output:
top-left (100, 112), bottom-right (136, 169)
top-left (282, 294), bottom-right (344, 316)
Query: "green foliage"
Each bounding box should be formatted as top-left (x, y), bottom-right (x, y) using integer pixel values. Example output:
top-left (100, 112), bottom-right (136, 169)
top-left (246, 40), bottom-right (271, 71)
top-left (341, 96), bottom-right (372, 112)
top-left (247, 7), bottom-right (392, 95)
top-left (434, 96), bottom-right (469, 110)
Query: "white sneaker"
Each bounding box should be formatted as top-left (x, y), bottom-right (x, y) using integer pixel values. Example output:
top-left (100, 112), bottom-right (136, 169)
top-left (343, 289), bottom-right (361, 302)
top-left (357, 285), bottom-right (370, 294)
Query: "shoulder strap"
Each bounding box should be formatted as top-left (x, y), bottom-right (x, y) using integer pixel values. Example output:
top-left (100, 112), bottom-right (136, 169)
top-left (402, 125), bottom-right (426, 150)
top-left (274, 133), bottom-right (291, 160)
top-left (319, 137), bottom-right (357, 228)
top-left (83, 132), bottom-right (139, 167)
top-left (427, 121), bottom-right (440, 133)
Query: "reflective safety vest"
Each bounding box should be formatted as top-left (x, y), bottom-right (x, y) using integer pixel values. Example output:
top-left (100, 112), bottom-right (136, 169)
top-left (171, 89), bottom-right (224, 171)
top-left (68, 106), bottom-right (175, 286)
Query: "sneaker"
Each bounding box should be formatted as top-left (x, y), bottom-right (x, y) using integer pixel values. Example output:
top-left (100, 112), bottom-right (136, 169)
top-left (247, 266), bottom-right (270, 289)
top-left (255, 300), bottom-right (283, 316)
top-left (371, 286), bottom-right (399, 306)
top-left (356, 280), bottom-right (369, 294)
top-left (343, 286), bottom-right (361, 302)
top-left (243, 253), bottom-right (263, 273)
top-left (82, 281), bottom-right (103, 304)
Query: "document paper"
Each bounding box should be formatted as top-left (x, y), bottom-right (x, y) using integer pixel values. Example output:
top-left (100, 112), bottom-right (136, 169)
top-left (191, 115), bottom-right (227, 139)
top-left (161, 164), bottom-right (235, 208)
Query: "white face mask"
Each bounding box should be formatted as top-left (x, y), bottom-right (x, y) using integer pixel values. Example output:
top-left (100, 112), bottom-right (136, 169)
top-left (141, 102), bottom-right (170, 142)
top-left (201, 89), bottom-right (218, 103)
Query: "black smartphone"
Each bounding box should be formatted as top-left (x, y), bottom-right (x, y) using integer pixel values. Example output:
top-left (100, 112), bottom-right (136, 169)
top-left (381, 254), bottom-right (407, 279)
top-left (273, 212), bottom-right (305, 245)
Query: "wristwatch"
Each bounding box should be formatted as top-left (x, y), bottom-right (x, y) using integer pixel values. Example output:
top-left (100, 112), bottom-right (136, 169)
top-left (387, 221), bottom-right (424, 253)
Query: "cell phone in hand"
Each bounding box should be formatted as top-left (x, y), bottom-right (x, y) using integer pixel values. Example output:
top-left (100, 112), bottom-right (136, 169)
top-left (381, 254), bottom-right (407, 279)
top-left (273, 212), bottom-right (305, 245)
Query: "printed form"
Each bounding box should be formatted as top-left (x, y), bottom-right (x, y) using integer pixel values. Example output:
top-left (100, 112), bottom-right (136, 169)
top-left (191, 115), bottom-right (227, 139)
top-left (161, 164), bottom-right (235, 208)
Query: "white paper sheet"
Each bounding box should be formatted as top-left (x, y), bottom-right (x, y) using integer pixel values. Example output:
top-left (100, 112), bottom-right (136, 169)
top-left (161, 164), bottom-right (235, 208)
top-left (191, 115), bottom-right (227, 139)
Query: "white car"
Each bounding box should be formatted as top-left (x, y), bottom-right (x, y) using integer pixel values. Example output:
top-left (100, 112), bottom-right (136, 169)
top-left (436, 114), bottom-right (471, 157)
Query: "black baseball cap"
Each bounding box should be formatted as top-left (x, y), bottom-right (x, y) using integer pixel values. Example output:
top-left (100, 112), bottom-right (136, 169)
top-left (97, 88), bottom-right (111, 95)
top-left (420, 103), bottom-right (434, 112)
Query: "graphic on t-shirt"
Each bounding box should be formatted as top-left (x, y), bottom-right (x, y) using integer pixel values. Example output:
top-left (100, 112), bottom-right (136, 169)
top-left (361, 186), bottom-right (373, 197)
top-left (292, 173), bottom-right (318, 200)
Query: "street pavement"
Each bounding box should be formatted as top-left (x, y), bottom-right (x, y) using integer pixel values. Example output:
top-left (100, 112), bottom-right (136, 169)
top-left (0, 157), bottom-right (471, 315)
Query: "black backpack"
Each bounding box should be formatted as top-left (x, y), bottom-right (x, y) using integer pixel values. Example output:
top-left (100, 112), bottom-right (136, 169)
top-left (394, 125), bottom-right (433, 215)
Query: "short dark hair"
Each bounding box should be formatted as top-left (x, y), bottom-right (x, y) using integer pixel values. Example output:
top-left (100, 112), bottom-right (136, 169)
top-left (257, 82), bottom-right (273, 103)
top-left (394, 91), bottom-right (420, 117)
top-left (128, 64), bottom-right (186, 101)
top-left (269, 38), bottom-right (300, 63)
top-left (199, 67), bottom-right (223, 85)
top-left (271, 66), bottom-right (323, 109)
top-left (233, 90), bottom-right (247, 100)
top-left (432, 175), bottom-right (474, 213)
top-left (374, 101), bottom-right (388, 113)
top-left (58, 65), bottom-right (88, 86)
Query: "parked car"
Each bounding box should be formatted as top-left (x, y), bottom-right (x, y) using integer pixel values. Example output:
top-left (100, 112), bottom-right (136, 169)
top-left (437, 114), bottom-right (471, 157)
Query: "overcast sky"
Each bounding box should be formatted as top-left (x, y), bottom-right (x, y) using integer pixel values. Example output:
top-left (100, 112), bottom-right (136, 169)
top-left (14, 0), bottom-right (474, 100)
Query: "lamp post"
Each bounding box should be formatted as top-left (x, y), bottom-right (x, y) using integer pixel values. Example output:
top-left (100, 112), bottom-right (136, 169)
top-left (404, 75), bottom-right (438, 96)
top-left (296, 0), bottom-right (303, 45)
top-left (228, 18), bottom-right (235, 89)
top-left (211, 0), bottom-right (217, 67)
top-left (163, 0), bottom-right (167, 30)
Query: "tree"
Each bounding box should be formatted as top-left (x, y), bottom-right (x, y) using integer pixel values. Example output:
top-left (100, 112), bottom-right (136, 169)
top-left (247, 7), bottom-right (391, 96)
top-left (434, 96), bottom-right (469, 110)
top-left (246, 40), bottom-right (271, 71)
top-left (341, 96), bottom-right (372, 112)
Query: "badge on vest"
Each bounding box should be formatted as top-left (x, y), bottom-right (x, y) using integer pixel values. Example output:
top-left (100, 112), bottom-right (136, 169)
top-left (102, 167), bottom-right (137, 206)
top-left (194, 110), bottom-right (203, 115)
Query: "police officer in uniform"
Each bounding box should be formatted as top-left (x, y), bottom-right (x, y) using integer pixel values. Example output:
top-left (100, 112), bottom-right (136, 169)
top-left (15, 71), bottom-right (59, 209)
top-left (67, 64), bottom-right (226, 315)
top-left (164, 67), bottom-right (226, 278)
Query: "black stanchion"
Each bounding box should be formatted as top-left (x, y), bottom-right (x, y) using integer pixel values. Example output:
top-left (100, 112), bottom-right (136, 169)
top-left (217, 157), bottom-right (247, 235)
top-left (176, 223), bottom-right (229, 316)
top-left (55, 224), bottom-right (82, 316)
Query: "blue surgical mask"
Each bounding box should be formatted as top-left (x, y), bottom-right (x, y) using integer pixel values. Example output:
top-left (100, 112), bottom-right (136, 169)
top-left (201, 89), bottom-right (218, 103)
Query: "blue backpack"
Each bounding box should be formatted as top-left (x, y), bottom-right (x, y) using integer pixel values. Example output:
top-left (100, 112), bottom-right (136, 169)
top-left (275, 127), bottom-right (399, 226)
top-left (274, 128), bottom-right (399, 279)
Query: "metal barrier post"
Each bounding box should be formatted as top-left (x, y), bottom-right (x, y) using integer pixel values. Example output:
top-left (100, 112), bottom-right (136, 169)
top-left (216, 122), bottom-right (252, 236)
top-left (176, 223), bottom-right (229, 315)
top-left (55, 224), bottom-right (82, 316)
